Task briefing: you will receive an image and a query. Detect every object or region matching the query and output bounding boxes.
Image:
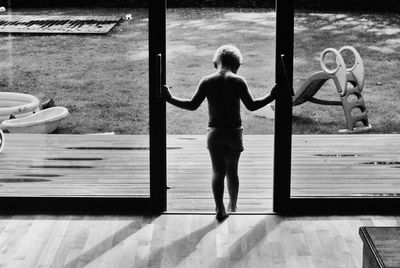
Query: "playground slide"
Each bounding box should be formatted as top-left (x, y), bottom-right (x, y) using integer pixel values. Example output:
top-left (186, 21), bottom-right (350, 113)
top-left (292, 46), bottom-right (371, 133)
top-left (292, 71), bottom-right (343, 106)
top-left (293, 48), bottom-right (348, 106)
top-left (253, 46), bottom-right (367, 130)
top-left (252, 53), bottom-right (346, 118)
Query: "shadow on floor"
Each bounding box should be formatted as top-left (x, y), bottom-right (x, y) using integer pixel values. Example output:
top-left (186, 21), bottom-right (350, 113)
top-left (209, 215), bottom-right (282, 267)
top-left (61, 215), bottom-right (157, 268)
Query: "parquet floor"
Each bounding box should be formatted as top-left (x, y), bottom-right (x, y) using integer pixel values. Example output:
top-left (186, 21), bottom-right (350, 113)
top-left (0, 214), bottom-right (397, 267)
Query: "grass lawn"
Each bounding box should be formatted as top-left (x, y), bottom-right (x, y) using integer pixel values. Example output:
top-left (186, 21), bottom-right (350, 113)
top-left (0, 8), bottom-right (399, 134)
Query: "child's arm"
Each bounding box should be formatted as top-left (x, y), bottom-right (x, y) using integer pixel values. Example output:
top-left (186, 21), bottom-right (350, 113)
top-left (239, 78), bottom-right (278, 111)
top-left (161, 79), bottom-right (206, 111)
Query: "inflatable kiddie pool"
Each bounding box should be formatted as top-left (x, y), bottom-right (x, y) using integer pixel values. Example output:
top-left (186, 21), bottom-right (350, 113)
top-left (0, 92), bottom-right (40, 121)
top-left (1, 107), bottom-right (69, 134)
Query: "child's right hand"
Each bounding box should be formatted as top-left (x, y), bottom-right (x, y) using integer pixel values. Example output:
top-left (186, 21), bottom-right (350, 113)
top-left (161, 85), bottom-right (172, 100)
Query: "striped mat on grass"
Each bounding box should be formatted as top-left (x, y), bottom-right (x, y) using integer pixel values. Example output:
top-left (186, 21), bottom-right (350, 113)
top-left (0, 15), bottom-right (121, 34)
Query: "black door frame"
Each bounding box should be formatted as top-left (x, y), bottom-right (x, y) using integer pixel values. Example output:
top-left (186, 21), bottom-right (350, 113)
top-left (273, 0), bottom-right (400, 214)
top-left (0, 2), bottom-right (167, 214)
top-left (273, 0), bottom-right (294, 213)
top-left (6, 0), bottom-right (396, 215)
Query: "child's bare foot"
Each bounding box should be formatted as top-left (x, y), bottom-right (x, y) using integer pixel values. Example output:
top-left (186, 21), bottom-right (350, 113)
top-left (227, 202), bottom-right (237, 213)
top-left (215, 206), bottom-right (228, 222)
top-left (216, 210), bottom-right (229, 222)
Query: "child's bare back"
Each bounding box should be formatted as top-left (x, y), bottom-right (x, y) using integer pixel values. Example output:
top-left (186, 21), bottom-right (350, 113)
top-left (201, 71), bottom-right (244, 129)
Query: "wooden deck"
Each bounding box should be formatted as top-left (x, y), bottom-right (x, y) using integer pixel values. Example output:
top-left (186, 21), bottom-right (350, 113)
top-left (0, 134), bottom-right (399, 212)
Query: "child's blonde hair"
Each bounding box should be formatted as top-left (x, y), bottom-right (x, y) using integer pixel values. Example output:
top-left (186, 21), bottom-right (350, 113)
top-left (212, 44), bottom-right (243, 69)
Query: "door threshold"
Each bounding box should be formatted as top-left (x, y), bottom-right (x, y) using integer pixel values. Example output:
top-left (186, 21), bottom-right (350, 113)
top-left (164, 211), bottom-right (276, 215)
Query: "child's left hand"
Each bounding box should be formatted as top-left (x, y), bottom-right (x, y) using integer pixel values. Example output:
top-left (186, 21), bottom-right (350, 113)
top-left (270, 84), bottom-right (279, 99)
top-left (161, 85), bottom-right (172, 100)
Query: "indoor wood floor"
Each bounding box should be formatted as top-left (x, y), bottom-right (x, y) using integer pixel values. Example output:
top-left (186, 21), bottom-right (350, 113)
top-left (0, 134), bottom-right (399, 212)
top-left (0, 214), bottom-right (398, 268)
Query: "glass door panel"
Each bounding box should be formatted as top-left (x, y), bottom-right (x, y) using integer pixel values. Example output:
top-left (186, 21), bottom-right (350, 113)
top-left (290, 5), bottom-right (400, 199)
top-left (0, 2), bottom-right (167, 212)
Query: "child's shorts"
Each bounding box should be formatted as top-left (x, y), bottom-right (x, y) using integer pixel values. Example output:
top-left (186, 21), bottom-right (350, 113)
top-left (206, 127), bottom-right (244, 153)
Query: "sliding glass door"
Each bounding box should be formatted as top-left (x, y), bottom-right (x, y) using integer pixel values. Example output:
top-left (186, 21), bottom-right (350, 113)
top-left (273, 0), bottom-right (400, 213)
top-left (0, 2), bottom-right (166, 213)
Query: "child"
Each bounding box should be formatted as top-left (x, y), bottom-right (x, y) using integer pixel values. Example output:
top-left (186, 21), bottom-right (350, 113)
top-left (162, 44), bottom-right (277, 221)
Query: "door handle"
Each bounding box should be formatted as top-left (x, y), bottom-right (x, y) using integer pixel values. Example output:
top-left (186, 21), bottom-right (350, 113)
top-left (0, 129), bottom-right (4, 153)
top-left (155, 53), bottom-right (162, 98)
top-left (280, 54), bottom-right (294, 96)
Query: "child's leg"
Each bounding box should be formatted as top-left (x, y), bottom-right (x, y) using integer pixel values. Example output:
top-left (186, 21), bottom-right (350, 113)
top-left (208, 148), bottom-right (227, 220)
top-left (225, 151), bottom-right (241, 212)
